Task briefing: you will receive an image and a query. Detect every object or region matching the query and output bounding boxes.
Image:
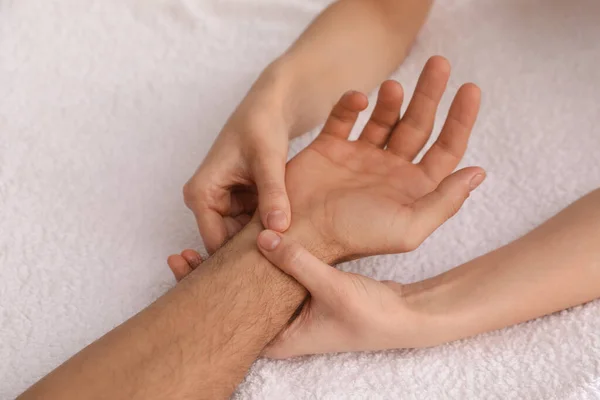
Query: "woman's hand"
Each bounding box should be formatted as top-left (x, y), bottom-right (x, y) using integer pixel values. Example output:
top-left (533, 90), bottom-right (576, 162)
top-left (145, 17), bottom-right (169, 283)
top-left (256, 230), bottom-right (436, 358)
top-left (278, 56), bottom-right (484, 262)
top-left (182, 73), bottom-right (292, 254)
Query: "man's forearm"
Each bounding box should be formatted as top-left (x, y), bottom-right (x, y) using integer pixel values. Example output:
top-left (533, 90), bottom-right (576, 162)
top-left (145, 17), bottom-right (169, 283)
top-left (406, 189), bottom-right (600, 346)
top-left (20, 221), bottom-right (306, 400)
top-left (260, 0), bottom-right (432, 137)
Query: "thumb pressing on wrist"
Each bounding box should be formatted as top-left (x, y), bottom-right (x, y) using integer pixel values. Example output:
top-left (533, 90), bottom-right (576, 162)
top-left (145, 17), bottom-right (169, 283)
top-left (257, 230), bottom-right (339, 298)
top-left (252, 157), bottom-right (291, 232)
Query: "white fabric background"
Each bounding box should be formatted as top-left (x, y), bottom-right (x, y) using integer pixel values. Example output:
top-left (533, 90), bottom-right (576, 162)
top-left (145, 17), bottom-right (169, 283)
top-left (1, 0), bottom-right (600, 398)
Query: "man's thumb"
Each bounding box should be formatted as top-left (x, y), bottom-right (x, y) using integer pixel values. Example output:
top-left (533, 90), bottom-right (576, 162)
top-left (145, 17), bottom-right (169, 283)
top-left (410, 167), bottom-right (486, 245)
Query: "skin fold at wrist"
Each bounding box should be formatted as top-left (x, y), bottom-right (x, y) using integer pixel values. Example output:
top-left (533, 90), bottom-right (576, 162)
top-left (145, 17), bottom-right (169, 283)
top-left (283, 219), bottom-right (346, 265)
top-left (397, 273), bottom-right (464, 348)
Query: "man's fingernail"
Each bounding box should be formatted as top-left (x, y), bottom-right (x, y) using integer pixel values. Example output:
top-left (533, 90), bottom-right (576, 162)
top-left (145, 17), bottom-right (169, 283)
top-left (469, 173), bottom-right (486, 190)
top-left (267, 210), bottom-right (288, 231)
top-left (258, 230), bottom-right (281, 251)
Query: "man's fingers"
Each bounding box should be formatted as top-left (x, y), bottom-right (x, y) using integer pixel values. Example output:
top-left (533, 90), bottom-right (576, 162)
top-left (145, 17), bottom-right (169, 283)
top-left (167, 250), bottom-right (203, 282)
top-left (167, 254), bottom-right (193, 282)
top-left (387, 56), bottom-right (451, 160)
top-left (419, 83), bottom-right (481, 182)
top-left (256, 230), bottom-right (340, 297)
top-left (252, 157), bottom-right (291, 232)
top-left (358, 80), bottom-right (403, 148)
top-left (181, 249), bottom-right (203, 270)
top-left (319, 90), bottom-right (368, 139)
top-left (409, 167), bottom-right (486, 245)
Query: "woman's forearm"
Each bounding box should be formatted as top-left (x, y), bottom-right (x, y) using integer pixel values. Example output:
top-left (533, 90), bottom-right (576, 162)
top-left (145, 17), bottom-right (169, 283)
top-left (258, 0), bottom-right (432, 138)
top-left (408, 188), bottom-right (600, 346)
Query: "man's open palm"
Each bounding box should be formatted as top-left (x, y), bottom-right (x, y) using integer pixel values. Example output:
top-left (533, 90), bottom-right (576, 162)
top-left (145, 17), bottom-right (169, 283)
top-left (284, 56), bottom-right (484, 261)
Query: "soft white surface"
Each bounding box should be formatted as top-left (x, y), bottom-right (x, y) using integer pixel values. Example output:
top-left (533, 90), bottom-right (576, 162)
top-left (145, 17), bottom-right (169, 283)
top-left (1, 0), bottom-right (600, 398)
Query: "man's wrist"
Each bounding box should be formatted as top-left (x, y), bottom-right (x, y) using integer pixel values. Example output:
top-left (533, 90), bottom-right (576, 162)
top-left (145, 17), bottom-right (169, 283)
top-left (283, 218), bottom-right (345, 265)
top-left (221, 218), bottom-right (308, 316)
top-left (183, 219), bottom-right (307, 362)
top-left (242, 213), bottom-right (343, 265)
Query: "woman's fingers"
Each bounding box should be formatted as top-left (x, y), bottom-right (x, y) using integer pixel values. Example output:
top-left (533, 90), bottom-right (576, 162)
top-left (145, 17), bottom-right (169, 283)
top-left (319, 90), bottom-right (369, 139)
top-left (419, 83), bottom-right (481, 182)
top-left (222, 213), bottom-right (253, 239)
top-left (252, 155), bottom-right (291, 233)
top-left (408, 167), bottom-right (486, 247)
top-left (358, 80), bottom-right (403, 148)
top-left (387, 56), bottom-right (451, 160)
top-left (256, 230), bottom-right (341, 299)
top-left (183, 175), bottom-right (232, 255)
top-left (193, 208), bottom-right (229, 255)
top-left (229, 191), bottom-right (258, 217)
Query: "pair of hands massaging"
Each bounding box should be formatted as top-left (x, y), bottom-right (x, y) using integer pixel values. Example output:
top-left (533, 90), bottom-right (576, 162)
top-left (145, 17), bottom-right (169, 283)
top-left (168, 57), bottom-right (485, 358)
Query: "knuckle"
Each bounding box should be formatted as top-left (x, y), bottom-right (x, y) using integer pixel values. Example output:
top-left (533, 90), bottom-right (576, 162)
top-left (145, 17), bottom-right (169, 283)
top-left (445, 201), bottom-right (462, 220)
top-left (281, 243), bottom-right (304, 270)
top-left (259, 181), bottom-right (286, 199)
top-left (433, 136), bottom-right (462, 161)
top-left (182, 180), bottom-right (206, 207)
top-left (182, 181), bottom-right (197, 203)
top-left (444, 192), bottom-right (469, 219)
top-left (243, 141), bottom-right (261, 159)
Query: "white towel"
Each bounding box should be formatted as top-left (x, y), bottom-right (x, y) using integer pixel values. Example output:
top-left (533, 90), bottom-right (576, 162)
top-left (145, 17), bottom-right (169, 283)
top-left (1, 0), bottom-right (599, 398)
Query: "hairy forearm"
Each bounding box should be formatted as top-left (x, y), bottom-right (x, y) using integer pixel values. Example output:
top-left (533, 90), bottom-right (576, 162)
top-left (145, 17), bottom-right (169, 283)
top-left (407, 189), bottom-right (600, 346)
top-left (20, 221), bottom-right (306, 400)
top-left (259, 0), bottom-right (432, 137)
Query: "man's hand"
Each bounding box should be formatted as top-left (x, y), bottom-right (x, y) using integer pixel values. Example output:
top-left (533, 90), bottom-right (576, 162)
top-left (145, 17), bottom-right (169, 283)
top-left (278, 56), bottom-right (483, 262)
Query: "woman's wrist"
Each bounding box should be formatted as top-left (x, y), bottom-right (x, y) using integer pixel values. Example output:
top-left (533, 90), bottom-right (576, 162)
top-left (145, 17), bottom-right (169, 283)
top-left (399, 271), bottom-right (471, 348)
top-left (246, 59), bottom-right (297, 137)
top-left (257, 55), bottom-right (331, 139)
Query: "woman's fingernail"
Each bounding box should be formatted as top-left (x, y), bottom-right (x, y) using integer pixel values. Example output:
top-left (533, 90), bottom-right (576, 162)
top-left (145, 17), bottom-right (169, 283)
top-left (469, 173), bottom-right (486, 190)
top-left (258, 230), bottom-right (281, 251)
top-left (267, 210), bottom-right (288, 231)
